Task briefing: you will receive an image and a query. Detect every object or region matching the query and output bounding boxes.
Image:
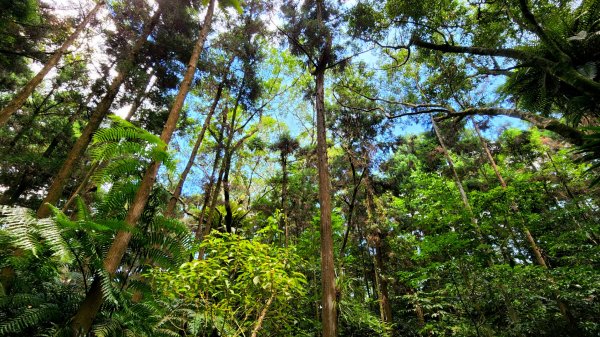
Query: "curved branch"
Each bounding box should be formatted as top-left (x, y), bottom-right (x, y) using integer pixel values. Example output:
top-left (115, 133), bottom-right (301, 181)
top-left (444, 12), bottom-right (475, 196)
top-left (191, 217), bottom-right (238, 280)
top-left (410, 35), bottom-right (600, 98)
top-left (437, 107), bottom-right (584, 145)
top-left (409, 35), bottom-right (554, 67)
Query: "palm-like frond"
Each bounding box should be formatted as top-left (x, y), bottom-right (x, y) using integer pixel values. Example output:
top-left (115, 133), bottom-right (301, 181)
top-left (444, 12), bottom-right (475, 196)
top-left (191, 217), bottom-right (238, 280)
top-left (0, 206), bottom-right (73, 262)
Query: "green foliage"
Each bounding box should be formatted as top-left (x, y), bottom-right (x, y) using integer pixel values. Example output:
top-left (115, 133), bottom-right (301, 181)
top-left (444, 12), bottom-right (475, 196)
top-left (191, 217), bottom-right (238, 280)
top-left (150, 231), bottom-right (307, 335)
top-left (0, 205), bottom-right (72, 262)
top-left (91, 115), bottom-right (173, 185)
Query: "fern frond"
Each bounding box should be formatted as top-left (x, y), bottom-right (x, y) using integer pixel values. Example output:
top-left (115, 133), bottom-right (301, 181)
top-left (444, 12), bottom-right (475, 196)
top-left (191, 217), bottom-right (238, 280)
top-left (0, 303), bottom-right (60, 336)
top-left (0, 206), bottom-right (72, 262)
top-left (98, 269), bottom-right (120, 306)
top-left (0, 206), bottom-right (42, 256)
top-left (91, 318), bottom-right (123, 337)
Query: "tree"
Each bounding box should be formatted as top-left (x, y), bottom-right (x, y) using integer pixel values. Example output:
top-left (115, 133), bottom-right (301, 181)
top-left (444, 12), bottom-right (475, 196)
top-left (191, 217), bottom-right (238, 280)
top-left (282, 0), bottom-right (348, 334)
top-left (0, 1), bottom-right (104, 126)
top-left (37, 6), bottom-right (163, 218)
top-left (70, 0), bottom-right (219, 333)
top-left (270, 133), bottom-right (299, 246)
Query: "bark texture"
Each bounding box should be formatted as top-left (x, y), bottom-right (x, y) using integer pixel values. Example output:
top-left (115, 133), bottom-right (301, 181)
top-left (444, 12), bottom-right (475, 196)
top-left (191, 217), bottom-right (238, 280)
top-left (315, 60), bottom-right (337, 337)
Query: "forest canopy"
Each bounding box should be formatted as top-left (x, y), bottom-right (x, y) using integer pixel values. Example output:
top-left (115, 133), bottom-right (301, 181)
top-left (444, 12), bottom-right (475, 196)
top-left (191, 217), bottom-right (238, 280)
top-left (0, 0), bottom-right (599, 336)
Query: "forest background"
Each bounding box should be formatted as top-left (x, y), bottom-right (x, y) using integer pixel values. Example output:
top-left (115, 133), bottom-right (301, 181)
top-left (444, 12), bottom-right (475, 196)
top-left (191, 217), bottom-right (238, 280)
top-left (0, 0), bottom-right (599, 336)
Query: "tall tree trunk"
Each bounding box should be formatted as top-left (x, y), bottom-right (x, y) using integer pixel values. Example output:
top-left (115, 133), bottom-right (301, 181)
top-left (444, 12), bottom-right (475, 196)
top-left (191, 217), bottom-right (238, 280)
top-left (340, 153), bottom-right (365, 255)
top-left (199, 144), bottom-right (229, 253)
top-left (61, 162), bottom-right (99, 213)
top-left (0, 2), bottom-right (104, 126)
top-left (36, 10), bottom-right (162, 218)
top-left (70, 1), bottom-right (216, 334)
top-left (470, 117), bottom-right (506, 188)
top-left (431, 116), bottom-right (474, 217)
top-left (434, 116), bottom-right (522, 326)
top-left (3, 96), bottom-right (89, 204)
top-left (9, 83), bottom-right (59, 149)
top-left (314, 45), bottom-right (337, 337)
top-left (364, 174), bottom-right (393, 331)
top-left (222, 76), bottom-right (246, 233)
top-left (315, 67), bottom-right (337, 334)
top-left (250, 293), bottom-right (275, 337)
top-left (165, 81), bottom-right (224, 216)
top-left (220, 131), bottom-right (258, 234)
top-left (223, 149), bottom-right (234, 232)
top-left (314, 0), bottom-right (337, 334)
top-left (196, 108), bottom-right (228, 240)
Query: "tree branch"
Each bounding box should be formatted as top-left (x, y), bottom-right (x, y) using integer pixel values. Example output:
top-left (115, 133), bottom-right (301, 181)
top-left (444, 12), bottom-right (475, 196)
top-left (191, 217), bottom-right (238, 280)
top-left (409, 35), bottom-right (554, 67)
top-left (517, 0), bottom-right (570, 61)
top-left (437, 107), bottom-right (584, 145)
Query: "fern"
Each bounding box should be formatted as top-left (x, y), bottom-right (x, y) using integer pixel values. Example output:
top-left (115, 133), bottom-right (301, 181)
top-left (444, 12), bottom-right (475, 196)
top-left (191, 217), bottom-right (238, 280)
top-left (91, 319), bottom-right (123, 337)
top-left (0, 303), bottom-right (61, 336)
top-left (91, 114), bottom-right (170, 165)
top-left (0, 206), bottom-right (73, 262)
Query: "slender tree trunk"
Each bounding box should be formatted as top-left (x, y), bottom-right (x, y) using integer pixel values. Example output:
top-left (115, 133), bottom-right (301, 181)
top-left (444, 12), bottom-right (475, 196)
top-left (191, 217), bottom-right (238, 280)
top-left (200, 152), bottom-right (226, 246)
top-left (315, 55), bottom-right (337, 337)
top-left (364, 174), bottom-right (393, 331)
top-left (223, 149), bottom-right (234, 232)
top-left (196, 108), bottom-right (228, 240)
top-left (471, 118), bottom-right (517, 267)
top-left (250, 293), bottom-right (275, 337)
top-left (434, 116), bottom-right (523, 326)
top-left (9, 84), bottom-right (58, 149)
top-left (470, 117), bottom-right (577, 327)
top-left (221, 76), bottom-right (246, 233)
top-left (470, 117), bottom-right (506, 188)
top-left (61, 162), bottom-right (99, 213)
top-left (124, 70), bottom-right (155, 122)
top-left (220, 128), bottom-right (259, 234)
top-left (2, 96), bottom-right (90, 204)
top-left (431, 116), bottom-right (473, 216)
top-left (280, 153), bottom-right (289, 246)
top-left (313, 0), bottom-right (337, 334)
top-left (165, 81), bottom-right (224, 216)
top-left (37, 9), bottom-right (163, 218)
top-left (70, 1), bottom-right (215, 334)
top-left (0, 2), bottom-right (104, 126)
top-left (340, 155), bottom-right (364, 255)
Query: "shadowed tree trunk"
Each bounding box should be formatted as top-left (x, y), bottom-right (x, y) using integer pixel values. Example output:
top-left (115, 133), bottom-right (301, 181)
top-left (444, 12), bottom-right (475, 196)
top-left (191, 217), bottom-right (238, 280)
top-left (69, 1), bottom-right (216, 334)
top-left (9, 83), bottom-right (59, 149)
top-left (363, 173), bottom-right (393, 332)
top-left (196, 107), bottom-right (228, 240)
top-left (37, 9), bottom-right (163, 218)
top-left (0, 2), bottom-right (104, 126)
top-left (124, 70), bottom-right (155, 122)
top-left (222, 76), bottom-right (246, 233)
top-left (280, 150), bottom-right (289, 245)
top-left (165, 80), bottom-right (225, 216)
top-left (431, 116), bottom-right (475, 219)
top-left (2, 96), bottom-right (90, 204)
